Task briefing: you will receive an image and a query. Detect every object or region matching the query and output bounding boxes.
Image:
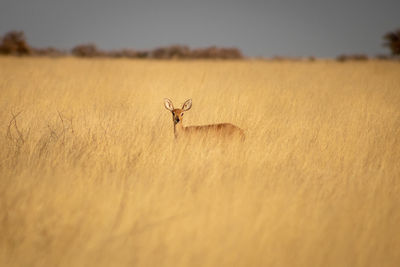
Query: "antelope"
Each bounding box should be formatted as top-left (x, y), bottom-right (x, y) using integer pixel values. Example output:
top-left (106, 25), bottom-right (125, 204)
top-left (164, 98), bottom-right (245, 141)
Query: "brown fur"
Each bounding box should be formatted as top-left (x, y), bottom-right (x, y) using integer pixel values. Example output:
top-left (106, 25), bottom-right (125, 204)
top-left (164, 99), bottom-right (245, 141)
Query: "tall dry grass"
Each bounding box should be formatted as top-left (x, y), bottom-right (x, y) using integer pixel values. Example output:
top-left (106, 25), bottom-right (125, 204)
top-left (0, 57), bottom-right (399, 267)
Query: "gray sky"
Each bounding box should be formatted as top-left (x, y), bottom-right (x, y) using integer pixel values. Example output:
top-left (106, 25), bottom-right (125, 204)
top-left (1, 0), bottom-right (399, 57)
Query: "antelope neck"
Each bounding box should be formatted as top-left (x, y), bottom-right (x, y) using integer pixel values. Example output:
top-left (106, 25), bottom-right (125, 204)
top-left (174, 121), bottom-right (184, 137)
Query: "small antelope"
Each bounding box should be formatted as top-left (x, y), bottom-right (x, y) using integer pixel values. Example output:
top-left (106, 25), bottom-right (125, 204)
top-left (164, 98), bottom-right (245, 140)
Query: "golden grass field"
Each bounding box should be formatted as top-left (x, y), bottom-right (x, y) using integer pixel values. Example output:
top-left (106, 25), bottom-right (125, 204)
top-left (0, 57), bottom-right (399, 267)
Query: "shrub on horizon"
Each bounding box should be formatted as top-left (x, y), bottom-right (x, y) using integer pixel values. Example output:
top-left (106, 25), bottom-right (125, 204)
top-left (151, 45), bottom-right (190, 59)
top-left (383, 29), bottom-right (400, 56)
top-left (33, 47), bottom-right (67, 57)
top-left (336, 54), bottom-right (368, 62)
top-left (71, 44), bottom-right (104, 57)
top-left (0, 31), bottom-right (32, 55)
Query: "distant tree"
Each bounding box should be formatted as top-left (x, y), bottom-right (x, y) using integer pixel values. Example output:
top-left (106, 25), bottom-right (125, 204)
top-left (191, 46), bottom-right (243, 59)
top-left (0, 31), bottom-right (31, 55)
top-left (383, 29), bottom-right (400, 56)
top-left (107, 49), bottom-right (138, 58)
top-left (151, 45), bottom-right (190, 59)
top-left (135, 51), bottom-right (149, 58)
top-left (33, 47), bottom-right (66, 57)
top-left (71, 44), bottom-right (103, 57)
top-left (336, 54), bottom-right (368, 62)
top-left (150, 45), bottom-right (243, 59)
top-left (217, 47), bottom-right (243, 59)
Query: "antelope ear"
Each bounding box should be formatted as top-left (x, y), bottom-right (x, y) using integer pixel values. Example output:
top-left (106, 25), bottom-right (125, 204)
top-left (182, 99), bottom-right (192, 111)
top-left (164, 98), bottom-right (174, 111)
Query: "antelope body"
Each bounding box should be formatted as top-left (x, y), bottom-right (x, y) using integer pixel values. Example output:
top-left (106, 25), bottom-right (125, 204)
top-left (164, 98), bottom-right (245, 140)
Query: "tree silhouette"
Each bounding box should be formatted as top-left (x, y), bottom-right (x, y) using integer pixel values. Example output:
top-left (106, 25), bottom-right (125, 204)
top-left (71, 44), bottom-right (103, 57)
top-left (0, 31), bottom-right (31, 55)
top-left (383, 29), bottom-right (400, 56)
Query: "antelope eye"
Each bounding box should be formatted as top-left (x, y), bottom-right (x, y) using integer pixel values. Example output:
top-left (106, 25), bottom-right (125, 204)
top-left (181, 113), bottom-right (184, 116)
top-left (172, 112), bottom-right (175, 115)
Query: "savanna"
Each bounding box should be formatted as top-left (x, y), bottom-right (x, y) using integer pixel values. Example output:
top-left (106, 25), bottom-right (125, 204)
top-left (0, 57), bottom-right (399, 267)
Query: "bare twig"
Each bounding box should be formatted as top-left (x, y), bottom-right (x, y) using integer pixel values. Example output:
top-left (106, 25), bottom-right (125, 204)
top-left (47, 124), bottom-right (58, 140)
top-left (7, 111), bottom-right (24, 144)
top-left (57, 110), bottom-right (66, 144)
